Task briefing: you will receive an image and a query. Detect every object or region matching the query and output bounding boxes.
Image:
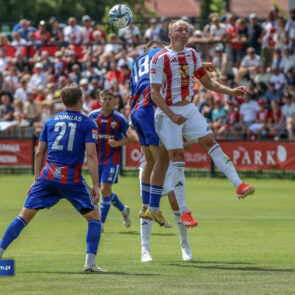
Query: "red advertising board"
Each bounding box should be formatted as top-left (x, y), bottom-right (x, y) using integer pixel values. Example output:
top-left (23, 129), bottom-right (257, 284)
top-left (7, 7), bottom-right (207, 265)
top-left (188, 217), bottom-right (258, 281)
top-left (124, 141), bottom-right (295, 171)
top-left (0, 139), bottom-right (33, 167)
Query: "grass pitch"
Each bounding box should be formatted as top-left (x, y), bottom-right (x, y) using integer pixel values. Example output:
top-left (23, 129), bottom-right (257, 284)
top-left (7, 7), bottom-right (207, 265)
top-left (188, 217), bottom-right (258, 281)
top-left (0, 175), bottom-right (294, 295)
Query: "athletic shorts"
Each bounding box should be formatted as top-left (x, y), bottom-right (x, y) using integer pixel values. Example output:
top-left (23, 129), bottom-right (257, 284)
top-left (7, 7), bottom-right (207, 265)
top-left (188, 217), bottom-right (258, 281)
top-left (139, 162), bottom-right (173, 197)
top-left (155, 103), bottom-right (213, 150)
top-left (24, 178), bottom-right (97, 213)
top-left (99, 164), bottom-right (120, 185)
top-left (131, 106), bottom-right (160, 146)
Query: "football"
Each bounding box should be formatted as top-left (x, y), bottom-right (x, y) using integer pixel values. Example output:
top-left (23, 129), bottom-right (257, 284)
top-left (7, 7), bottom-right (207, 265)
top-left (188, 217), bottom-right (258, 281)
top-left (109, 4), bottom-right (133, 28)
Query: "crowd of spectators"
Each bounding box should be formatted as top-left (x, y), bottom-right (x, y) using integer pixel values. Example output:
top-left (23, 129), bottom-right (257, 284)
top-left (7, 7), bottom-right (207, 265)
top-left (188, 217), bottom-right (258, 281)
top-left (0, 7), bottom-right (295, 140)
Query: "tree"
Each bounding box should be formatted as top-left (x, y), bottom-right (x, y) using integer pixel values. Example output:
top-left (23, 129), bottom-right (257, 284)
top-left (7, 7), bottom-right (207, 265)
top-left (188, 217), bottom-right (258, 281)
top-left (200, 0), bottom-right (226, 28)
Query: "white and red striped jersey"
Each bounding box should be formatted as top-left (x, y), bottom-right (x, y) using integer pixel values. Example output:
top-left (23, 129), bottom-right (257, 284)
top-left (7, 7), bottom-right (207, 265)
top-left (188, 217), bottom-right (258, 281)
top-left (150, 46), bottom-right (206, 106)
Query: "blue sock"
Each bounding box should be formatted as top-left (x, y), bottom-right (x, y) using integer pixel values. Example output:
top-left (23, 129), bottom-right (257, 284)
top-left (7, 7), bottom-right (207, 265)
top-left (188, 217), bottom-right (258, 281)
top-left (86, 220), bottom-right (101, 254)
top-left (111, 193), bottom-right (125, 212)
top-left (141, 183), bottom-right (150, 207)
top-left (0, 216), bottom-right (27, 250)
top-left (100, 196), bottom-right (112, 224)
top-left (149, 185), bottom-right (163, 208)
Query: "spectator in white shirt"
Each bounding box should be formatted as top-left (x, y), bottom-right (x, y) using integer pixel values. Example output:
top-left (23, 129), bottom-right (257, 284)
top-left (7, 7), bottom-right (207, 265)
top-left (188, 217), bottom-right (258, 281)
top-left (269, 67), bottom-right (287, 91)
top-left (28, 62), bottom-right (48, 92)
top-left (235, 47), bottom-right (262, 83)
top-left (64, 17), bottom-right (81, 44)
top-left (285, 8), bottom-right (295, 52)
top-left (209, 16), bottom-right (227, 42)
top-left (80, 15), bottom-right (93, 44)
top-left (14, 78), bottom-right (30, 103)
top-left (281, 92), bottom-right (295, 139)
top-left (280, 46), bottom-right (295, 74)
top-left (239, 91), bottom-right (260, 136)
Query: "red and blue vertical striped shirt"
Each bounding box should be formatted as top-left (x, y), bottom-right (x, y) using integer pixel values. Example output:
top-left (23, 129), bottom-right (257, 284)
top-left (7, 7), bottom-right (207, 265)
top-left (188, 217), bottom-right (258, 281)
top-left (88, 109), bottom-right (129, 166)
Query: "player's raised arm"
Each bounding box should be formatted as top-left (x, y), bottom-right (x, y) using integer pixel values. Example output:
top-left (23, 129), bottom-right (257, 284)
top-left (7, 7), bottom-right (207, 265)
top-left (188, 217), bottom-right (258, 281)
top-left (85, 142), bottom-right (100, 205)
top-left (199, 72), bottom-right (246, 97)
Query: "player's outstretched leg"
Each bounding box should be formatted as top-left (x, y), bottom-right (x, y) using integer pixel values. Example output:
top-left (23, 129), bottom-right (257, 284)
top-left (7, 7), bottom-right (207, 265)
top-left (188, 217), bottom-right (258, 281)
top-left (111, 193), bottom-right (131, 228)
top-left (140, 218), bottom-right (153, 262)
top-left (0, 208), bottom-right (37, 259)
top-left (83, 210), bottom-right (106, 273)
top-left (168, 191), bottom-right (193, 261)
top-left (145, 146), bottom-right (172, 228)
top-left (199, 134), bottom-right (255, 199)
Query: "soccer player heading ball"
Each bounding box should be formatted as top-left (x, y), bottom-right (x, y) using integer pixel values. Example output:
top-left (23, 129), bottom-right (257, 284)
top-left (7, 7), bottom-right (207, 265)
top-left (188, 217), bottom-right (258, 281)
top-left (148, 19), bottom-right (255, 226)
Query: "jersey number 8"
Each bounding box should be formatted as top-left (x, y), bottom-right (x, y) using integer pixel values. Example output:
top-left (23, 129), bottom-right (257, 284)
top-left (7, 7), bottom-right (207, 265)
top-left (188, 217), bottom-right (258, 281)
top-left (133, 55), bottom-right (149, 83)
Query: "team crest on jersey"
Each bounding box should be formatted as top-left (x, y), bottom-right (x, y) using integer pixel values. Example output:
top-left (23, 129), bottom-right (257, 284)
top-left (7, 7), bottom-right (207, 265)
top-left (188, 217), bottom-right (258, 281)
top-left (111, 121), bottom-right (117, 129)
top-left (92, 129), bottom-right (98, 140)
top-left (187, 55), bottom-right (192, 61)
top-left (179, 65), bottom-right (190, 82)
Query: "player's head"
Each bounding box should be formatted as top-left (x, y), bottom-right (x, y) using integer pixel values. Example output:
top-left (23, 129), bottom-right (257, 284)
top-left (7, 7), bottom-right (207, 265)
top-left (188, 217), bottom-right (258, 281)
top-left (145, 40), bottom-right (164, 51)
top-left (168, 19), bottom-right (189, 44)
top-left (100, 89), bottom-right (115, 112)
top-left (60, 83), bottom-right (82, 109)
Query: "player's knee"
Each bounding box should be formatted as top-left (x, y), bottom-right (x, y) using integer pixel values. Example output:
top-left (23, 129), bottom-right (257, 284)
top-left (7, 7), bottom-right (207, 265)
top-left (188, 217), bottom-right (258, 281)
top-left (169, 150), bottom-right (185, 162)
top-left (19, 207), bottom-right (38, 224)
top-left (199, 134), bottom-right (217, 152)
top-left (84, 209), bottom-right (100, 221)
top-left (100, 183), bottom-right (112, 197)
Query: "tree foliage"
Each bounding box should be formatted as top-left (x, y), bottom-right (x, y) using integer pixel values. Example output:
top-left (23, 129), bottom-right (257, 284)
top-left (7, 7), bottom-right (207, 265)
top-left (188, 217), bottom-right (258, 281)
top-left (200, 0), bottom-right (225, 23)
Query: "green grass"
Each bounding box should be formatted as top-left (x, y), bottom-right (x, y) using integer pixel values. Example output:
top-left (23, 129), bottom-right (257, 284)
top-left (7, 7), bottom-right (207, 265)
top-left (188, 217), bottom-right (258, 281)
top-left (0, 175), bottom-right (295, 295)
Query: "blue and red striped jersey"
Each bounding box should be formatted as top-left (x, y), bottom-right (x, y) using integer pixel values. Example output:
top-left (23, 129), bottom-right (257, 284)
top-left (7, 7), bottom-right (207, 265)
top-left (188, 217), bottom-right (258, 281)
top-left (39, 110), bottom-right (98, 184)
top-left (129, 48), bottom-right (162, 113)
top-left (88, 109), bottom-right (129, 165)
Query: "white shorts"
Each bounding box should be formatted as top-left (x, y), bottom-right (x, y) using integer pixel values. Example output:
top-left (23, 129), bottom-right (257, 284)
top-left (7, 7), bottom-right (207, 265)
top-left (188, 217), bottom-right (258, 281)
top-left (155, 103), bottom-right (213, 150)
top-left (139, 162), bottom-right (174, 197)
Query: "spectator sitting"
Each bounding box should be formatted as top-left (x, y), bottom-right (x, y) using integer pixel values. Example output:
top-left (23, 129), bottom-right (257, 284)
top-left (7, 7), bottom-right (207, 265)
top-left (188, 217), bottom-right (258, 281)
top-left (34, 100), bottom-right (52, 135)
top-left (52, 62), bottom-right (68, 83)
top-left (239, 91), bottom-right (260, 137)
top-left (144, 18), bottom-right (160, 41)
top-left (265, 82), bottom-right (283, 104)
top-left (11, 31), bottom-right (26, 47)
top-left (104, 33), bottom-right (121, 54)
top-left (280, 46), bottom-right (295, 74)
top-left (69, 63), bottom-right (84, 84)
top-left (34, 20), bottom-right (50, 43)
top-left (63, 17), bottom-right (81, 44)
top-left (118, 21), bottom-right (141, 44)
top-left (28, 62), bottom-right (48, 91)
top-left (22, 90), bottom-right (40, 126)
top-left (35, 85), bottom-right (46, 102)
top-left (17, 19), bottom-right (36, 41)
top-left (248, 13), bottom-right (262, 54)
top-left (235, 47), bottom-right (262, 83)
top-left (281, 92), bottom-right (295, 140)
top-left (269, 67), bottom-right (287, 91)
top-left (210, 100), bottom-right (227, 134)
top-left (14, 77), bottom-right (30, 103)
top-left (201, 93), bottom-right (214, 123)
top-left (213, 45), bottom-right (233, 77)
top-left (107, 62), bottom-right (124, 84)
top-left (0, 94), bottom-right (16, 134)
top-left (158, 17), bottom-right (170, 43)
top-left (217, 100), bottom-right (240, 139)
top-left (248, 99), bottom-right (271, 138)
top-left (271, 48), bottom-right (282, 69)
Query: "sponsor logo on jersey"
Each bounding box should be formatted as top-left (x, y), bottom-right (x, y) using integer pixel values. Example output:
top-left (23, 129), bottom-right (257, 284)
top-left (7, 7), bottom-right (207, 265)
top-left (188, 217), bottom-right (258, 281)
top-left (150, 68), bottom-right (156, 74)
top-left (170, 57), bottom-right (177, 63)
top-left (98, 134), bottom-right (114, 139)
top-left (111, 121), bottom-right (117, 129)
top-left (92, 129), bottom-right (98, 140)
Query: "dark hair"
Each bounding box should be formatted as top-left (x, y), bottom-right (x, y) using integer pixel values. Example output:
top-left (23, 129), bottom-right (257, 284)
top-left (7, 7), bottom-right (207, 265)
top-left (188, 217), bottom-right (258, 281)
top-left (60, 83), bottom-right (82, 107)
top-left (145, 40), bottom-right (164, 51)
top-left (100, 89), bottom-right (115, 99)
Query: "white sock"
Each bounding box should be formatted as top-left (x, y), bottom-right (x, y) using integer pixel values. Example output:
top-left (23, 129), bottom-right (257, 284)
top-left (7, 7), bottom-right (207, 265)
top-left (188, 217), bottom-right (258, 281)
top-left (173, 210), bottom-right (189, 247)
top-left (140, 218), bottom-right (153, 250)
top-left (0, 247), bottom-right (4, 258)
top-left (85, 253), bottom-right (96, 266)
top-left (208, 144), bottom-right (242, 190)
top-left (172, 162), bottom-right (188, 214)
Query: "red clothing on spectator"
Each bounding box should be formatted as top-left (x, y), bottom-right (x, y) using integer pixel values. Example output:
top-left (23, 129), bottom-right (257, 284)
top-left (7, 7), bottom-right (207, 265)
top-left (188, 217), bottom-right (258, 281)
top-left (34, 31), bottom-right (50, 42)
top-left (226, 110), bottom-right (239, 126)
top-left (91, 100), bottom-right (101, 110)
top-left (108, 70), bottom-right (124, 84)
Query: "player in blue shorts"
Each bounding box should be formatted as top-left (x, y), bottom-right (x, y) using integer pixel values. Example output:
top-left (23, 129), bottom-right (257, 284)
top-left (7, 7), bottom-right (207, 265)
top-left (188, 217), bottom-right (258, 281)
top-left (88, 90), bottom-right (131, 232)
top-left (0, 84), bottom-right (105, 273)
top-left (130, 41), bottom-right (173, 227)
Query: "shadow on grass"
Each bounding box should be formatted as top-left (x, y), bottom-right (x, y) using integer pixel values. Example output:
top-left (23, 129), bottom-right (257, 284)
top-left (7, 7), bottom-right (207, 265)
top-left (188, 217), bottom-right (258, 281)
top-left (24, 271), bottom-right (160, 276)
top-left (169, 263), bottom-right (294, 273)
top-left (112, 231), bottom-right (175, 237)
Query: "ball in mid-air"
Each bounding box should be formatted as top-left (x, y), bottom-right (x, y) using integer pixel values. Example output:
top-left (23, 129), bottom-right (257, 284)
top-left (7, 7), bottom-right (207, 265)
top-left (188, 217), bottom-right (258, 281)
top-left (109, 4), bottom-right (133, 28)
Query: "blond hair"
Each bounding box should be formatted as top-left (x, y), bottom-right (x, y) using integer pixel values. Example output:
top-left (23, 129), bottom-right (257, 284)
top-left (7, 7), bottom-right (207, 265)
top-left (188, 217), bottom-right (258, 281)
top-left (168, 19), bottom-right (189, 33)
